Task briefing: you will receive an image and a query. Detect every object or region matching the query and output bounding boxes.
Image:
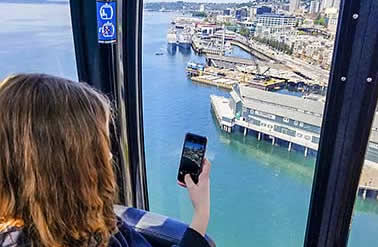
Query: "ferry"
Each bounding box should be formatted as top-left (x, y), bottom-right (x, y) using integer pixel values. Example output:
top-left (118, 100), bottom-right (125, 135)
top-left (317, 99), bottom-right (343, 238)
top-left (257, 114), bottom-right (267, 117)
top-left (178, 30), bottom-right (192, 49)
top-left (167, 28), bottom-right (177, 48)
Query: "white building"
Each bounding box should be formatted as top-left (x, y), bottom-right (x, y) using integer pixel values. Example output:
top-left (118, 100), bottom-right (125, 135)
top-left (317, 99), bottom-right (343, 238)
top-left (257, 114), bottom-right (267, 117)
top-left (216, 15), bottom-right (234, 24)
top-left (325, 8), bottom-right (339, 33)
top-left (310, 1), bottom-right (320, 14)
top-left (321, 0), bottom-right (340, 10)
top-left (256, 14), bottom-right (296, 34)
top-left (290, 0), bottom-right (300, 13)
top-left (199, 4), bottom-right (205, 12)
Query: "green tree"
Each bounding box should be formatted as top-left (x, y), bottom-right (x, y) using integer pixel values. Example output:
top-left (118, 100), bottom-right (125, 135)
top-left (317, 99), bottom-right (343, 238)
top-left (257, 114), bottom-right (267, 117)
top-left (314, 14), bottom-right (327, 27)
top-left (239, 27), bottom-right (250, 37)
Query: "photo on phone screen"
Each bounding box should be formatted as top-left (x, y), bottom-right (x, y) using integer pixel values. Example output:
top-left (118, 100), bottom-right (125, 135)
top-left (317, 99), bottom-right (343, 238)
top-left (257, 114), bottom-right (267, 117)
top-left (177, 133), bottom-right (207, 185)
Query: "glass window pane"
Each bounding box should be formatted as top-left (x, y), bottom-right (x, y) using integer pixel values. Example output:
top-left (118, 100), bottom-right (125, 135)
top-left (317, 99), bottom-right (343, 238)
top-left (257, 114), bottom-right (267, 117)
top-left (0, 1), bottom-right (77, 80)
top-left (348, 113), bottom-right (378, 246)
top-left (142, 1), bottom-right (341, 246)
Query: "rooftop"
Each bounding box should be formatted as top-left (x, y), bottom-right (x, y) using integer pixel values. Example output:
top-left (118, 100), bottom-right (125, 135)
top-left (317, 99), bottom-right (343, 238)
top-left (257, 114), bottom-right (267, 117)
top-left (257, 13), bottom-right (296, 18)
top-left (234, 85), bottom-right (378, 143)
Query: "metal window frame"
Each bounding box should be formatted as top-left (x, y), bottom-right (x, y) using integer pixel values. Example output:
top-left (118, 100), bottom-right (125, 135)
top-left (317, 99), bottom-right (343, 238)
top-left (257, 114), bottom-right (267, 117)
top-left (68, 0), bottom-right (378, 245)
top-left (304, 0), bottom-right (378, 246)
top-left (69, 0), bottom-right (148, 210)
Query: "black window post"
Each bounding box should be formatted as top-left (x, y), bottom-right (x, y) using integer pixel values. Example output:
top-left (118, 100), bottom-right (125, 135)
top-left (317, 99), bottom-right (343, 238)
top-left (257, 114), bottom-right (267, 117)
top-left (304, 0), bottom-right (378, 246)
top-left (69, 0), bottom-right (149, 210)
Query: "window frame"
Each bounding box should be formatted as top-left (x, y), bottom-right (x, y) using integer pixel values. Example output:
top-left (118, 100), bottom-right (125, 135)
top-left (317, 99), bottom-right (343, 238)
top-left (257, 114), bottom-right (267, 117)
top-left (69, 0), bottom-right (378, 246)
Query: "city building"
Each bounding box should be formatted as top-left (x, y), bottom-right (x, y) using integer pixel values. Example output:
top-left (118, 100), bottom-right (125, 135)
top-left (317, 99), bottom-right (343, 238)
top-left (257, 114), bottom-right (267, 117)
top-left (199, 4), bottom-right (205, 12)
top-left (321, 0), bottom-right (340, 10)
top-left (255, 13), bottom-right (296, 34)
top-left (310, 1), bottom-right (320, 14)
top-left (323, 7), bottom-right (339, 33)
top-left (223, 8), bottom-right (232, 16)
top-left (256, 6), bottom-right (272, 15)
top-left (235, 7), bottom-right (249, 21)
top-left (239, 21), bottom-right (255, 32)
top-left (211, 84), bottom-right (378, 161)
top-left (216, 15), bottom-right (234, 24)
top-left (290, 34), bottom-right (334, 69)
top-left (290, 0), bottom-right (300, 13)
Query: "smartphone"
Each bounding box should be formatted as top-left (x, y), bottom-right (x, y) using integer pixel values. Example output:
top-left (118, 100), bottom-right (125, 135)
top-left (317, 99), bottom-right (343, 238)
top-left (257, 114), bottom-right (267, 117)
top-left (177, 133), bottom-right (207, 186)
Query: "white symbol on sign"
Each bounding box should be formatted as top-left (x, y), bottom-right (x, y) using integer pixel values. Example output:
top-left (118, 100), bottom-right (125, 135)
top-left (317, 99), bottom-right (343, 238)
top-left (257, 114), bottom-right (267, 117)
top-left (100, 3), bottom-right (113, 20)
top-left (99, 21), bottom-right (115, 38)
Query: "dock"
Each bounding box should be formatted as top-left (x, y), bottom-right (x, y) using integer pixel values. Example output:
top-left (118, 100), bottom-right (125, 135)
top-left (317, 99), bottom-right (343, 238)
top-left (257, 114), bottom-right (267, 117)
top-left (210, 95), bottom-right (234, 132)
top-left (187, 65), bottom-right (286, 91)
top-left (205, 55), bottom-right (327, 91)
top-left (191, 76), bottom-right (234, 90)
top-left (192, 38), bottom-right (223, 55)
top-left (210, 93), bottom-right (378, 199)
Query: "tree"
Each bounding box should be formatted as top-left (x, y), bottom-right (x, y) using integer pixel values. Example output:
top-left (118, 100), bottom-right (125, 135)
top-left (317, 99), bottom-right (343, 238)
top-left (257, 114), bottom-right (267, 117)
top-left (239, 27), bottom-right (250, 37)
top-left (314, 14), bottom-right (327, 27)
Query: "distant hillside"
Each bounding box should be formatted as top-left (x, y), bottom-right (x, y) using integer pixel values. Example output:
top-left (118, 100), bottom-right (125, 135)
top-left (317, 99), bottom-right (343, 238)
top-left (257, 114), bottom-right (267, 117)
top-left (144, 1), bottom-right (257, 12)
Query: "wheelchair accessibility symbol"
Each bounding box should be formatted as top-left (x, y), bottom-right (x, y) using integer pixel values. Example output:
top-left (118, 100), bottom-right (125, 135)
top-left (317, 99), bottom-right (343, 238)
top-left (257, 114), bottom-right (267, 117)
top-left (99, 21), bottom-right (115, 38)
top-left (99, 3), bottom-right (113, 20)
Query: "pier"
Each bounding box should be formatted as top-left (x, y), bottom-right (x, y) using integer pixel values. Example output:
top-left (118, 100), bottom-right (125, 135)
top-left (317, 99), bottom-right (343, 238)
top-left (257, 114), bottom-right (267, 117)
top-left (210, 95), bottom-right (234, 133)
top-left (210, 88), bottom-right (378, 199)
top-left (206, 54), bottom-right (259, 67)
top-left (192, 38), bottom-right (223, 55)
top-left (191, 75), bottom-right (234, 90)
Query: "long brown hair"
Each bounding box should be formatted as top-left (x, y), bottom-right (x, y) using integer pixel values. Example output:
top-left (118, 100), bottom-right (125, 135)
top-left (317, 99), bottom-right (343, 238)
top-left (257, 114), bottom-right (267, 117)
top-left (0, 74), bottom-right (117, 246)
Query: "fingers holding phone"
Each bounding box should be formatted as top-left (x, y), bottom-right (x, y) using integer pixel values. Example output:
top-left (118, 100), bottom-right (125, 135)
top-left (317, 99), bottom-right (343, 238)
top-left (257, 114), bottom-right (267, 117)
top-left (177, 133), bottom-right (211, 236)
top-left (185, 158), bottom-right (211, 212)
top-left (185, 158), bottom-right (211, 236)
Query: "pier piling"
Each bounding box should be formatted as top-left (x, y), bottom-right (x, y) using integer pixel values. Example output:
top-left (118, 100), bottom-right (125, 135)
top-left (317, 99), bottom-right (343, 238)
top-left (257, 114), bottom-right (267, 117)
top-left (304, 147), bottom-right (308, 157)
top-left (288, 142), bottom-right (292, 152)
top-left (362, 189), bottom-right (367, 200)
top-left (258, 132), bottom-right (262, 141)
top-left (244, 127), bottom-right (247, 136)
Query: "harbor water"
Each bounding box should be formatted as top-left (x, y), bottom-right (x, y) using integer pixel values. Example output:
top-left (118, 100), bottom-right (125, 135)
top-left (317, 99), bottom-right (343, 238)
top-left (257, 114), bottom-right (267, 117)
top-left (0, 3), bottom-right (378, 246)
top-left (142, 12), bottom-right (378, 247)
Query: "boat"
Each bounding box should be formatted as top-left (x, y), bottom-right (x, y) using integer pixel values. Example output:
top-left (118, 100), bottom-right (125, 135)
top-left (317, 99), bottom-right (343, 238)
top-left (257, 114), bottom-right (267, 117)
top-left (155, 52), bottom-right (164, 56)
top-left (167, 28), bottom-right (177, 49)
top-left (177, 30), bottom-right (192, 49)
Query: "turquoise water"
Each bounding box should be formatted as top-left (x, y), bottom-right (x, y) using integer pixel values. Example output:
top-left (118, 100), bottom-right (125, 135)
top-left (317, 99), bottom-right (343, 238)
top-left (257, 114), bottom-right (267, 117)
top-left (142, 12), bottom-right (378, 247)
top-left (1, 3), bottom-right (378, 246)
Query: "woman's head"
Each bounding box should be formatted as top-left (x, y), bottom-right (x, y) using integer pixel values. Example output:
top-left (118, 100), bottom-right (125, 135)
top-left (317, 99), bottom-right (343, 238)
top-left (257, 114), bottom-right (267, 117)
top-left (0, 74), bottom-right (117, 246)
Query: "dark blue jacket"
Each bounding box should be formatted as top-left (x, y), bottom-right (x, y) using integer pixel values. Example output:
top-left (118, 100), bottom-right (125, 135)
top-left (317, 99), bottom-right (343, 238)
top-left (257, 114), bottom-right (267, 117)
top-left (0, 218), bottom-right (210, 247)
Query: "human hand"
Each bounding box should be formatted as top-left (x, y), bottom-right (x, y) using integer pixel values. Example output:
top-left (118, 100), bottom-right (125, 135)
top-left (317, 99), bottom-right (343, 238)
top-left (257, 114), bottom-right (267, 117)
top-left (185, 158), bottom-right (211, 236)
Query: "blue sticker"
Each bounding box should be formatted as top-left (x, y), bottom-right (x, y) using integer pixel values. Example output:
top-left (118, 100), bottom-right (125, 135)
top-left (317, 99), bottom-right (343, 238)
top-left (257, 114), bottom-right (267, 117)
top-left (97, 1), bottom-right (117, 44)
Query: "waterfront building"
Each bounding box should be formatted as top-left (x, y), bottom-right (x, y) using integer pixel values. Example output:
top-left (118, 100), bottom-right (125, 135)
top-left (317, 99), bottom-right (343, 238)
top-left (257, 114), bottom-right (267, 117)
top-left (256, 14), bottom-right (296, 34)
top-left (289, 0), bottom-right (300, 13)
top-left (211, 84), bottom-right (378, 163)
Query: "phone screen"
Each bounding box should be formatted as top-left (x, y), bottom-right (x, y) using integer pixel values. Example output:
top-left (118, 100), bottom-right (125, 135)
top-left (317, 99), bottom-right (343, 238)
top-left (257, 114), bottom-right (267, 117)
top-left (177, 133), bottom-right (207, 185)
